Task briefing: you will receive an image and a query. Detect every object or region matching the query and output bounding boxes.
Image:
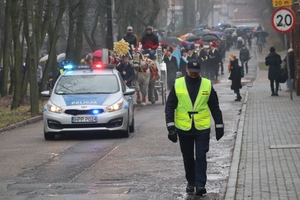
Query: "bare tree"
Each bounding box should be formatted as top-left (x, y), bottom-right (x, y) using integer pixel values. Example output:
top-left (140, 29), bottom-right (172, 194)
top-left (1, 0), bottom-right (12, 97)
top-left (65, 0), bottom-right (86, 64)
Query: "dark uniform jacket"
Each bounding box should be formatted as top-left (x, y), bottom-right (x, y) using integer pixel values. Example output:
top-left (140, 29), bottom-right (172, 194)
top-left (165, 75), bottom-right (223, 136)
top-left (265, 52), bottom-right (282, 80)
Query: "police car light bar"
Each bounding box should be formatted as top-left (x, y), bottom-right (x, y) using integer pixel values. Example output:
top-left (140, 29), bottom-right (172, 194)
top-left (63, 64), bottom-right (74, 70)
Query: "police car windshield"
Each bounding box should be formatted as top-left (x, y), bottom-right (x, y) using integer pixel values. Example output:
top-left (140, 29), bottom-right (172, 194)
top-left (54, 75), bottom-right (119, 94)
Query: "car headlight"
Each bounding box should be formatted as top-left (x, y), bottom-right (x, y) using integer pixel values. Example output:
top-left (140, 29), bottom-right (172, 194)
top-left (106, 99), bottom-right (123, 112)
top-left (47, 102), bottom-right (62, 114)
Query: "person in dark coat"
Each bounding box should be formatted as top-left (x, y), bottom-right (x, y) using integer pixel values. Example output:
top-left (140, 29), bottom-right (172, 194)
top-left (198, 42), bottom-right (209, 78)
top-left (116, 55), bottom-right (135, 88)
top-left (265, 47), bottom-right (282, 96)
top-left (179, 49), bottom-right (188, 77)
top-left (122, 26), bottom-right (137, 56)
top-left (165, 59), bottom-right (224, 197)
top-left (141, 26), bottom-right (159, 60)
top-left (163, 49), bottom-right (178, 90)
top-left (208, 43), bottom-right (222, 80)
top-left (228, 54), bottom-right (242, 101)
top-left (239, 44), bottom-right (250, 74)
top-left (283, 48), bottom-right (295, 91)
top-left (186, 48), bottom-right (197, 61)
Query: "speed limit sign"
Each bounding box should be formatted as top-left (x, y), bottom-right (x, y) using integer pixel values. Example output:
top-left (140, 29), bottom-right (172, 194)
top-left (271, 7), bottom-right (296, 34)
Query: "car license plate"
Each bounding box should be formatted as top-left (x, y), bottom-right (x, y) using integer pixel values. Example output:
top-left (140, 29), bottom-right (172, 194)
top-left (72, 116), bottom-right (97, 123)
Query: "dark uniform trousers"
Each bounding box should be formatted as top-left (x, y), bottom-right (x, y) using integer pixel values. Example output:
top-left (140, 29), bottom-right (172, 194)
top-left (178, 132), bottom-right (210, 187)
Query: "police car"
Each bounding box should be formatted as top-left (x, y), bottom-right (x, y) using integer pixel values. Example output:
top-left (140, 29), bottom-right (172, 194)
top-left (41, 62), bottom-right (135, 140)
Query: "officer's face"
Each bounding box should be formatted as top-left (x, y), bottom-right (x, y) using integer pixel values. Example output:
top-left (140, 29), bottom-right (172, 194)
top-left (186, 67), bottom-right (200, 78)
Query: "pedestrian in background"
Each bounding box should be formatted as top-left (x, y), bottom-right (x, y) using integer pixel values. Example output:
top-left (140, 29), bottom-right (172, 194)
top-left (239, 44), bottom-right (250, 74)
top-left (179, 49), bottom-right (188, 77)
top-left (141, 26), bottom-right (159, 60)
top-left (122, 26), bottom-right (137, 56)
top-left (163, 48), bottom-right (177, 90)
top-left (165, 59), bottom-right (224, 197)
top-left (265, 47), bottom-right (282, 96)
top-left (228, 54), bottom-right (242, 101)
top-left (208, 43), bottom-right (222, 80)
top-left (283, 48), bottom-right (295, 91)
top-left (116, 54), bottom-right (135, 88)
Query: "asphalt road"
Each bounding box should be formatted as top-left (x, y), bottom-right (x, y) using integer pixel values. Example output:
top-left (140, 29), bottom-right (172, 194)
top-left (0, 47), bottom-right (257, 200)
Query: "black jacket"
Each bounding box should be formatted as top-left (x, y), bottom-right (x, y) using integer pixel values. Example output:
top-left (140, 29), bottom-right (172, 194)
top-left (116, 61), bottom-right (135, 87)
top-left (208, 48), bottom-right (222, 66)
top-left (229, 59), bottom-right (242, 90)
top-left (239, 48), bottom-right (250, 62)
top-left (265, 52), bottom-right (282, 80)
top-left (165, 75), bottom-right (223, 135)
top-left (179, 56), bottom-right (188, 76)
top-left (123, 33), bottom-right (137, 50)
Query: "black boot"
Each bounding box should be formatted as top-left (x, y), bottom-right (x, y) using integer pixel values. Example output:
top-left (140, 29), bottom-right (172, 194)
top-left (195, 187), bottom-right (207, 196)
top-left (186, 183), bottom-right (195, 193)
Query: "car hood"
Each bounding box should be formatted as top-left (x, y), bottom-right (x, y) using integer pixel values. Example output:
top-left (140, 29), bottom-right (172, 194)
top-left (50, 93), bottom-right (122, 107)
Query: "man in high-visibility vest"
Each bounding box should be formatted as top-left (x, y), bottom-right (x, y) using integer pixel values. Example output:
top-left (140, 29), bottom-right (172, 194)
top-left (165, 59), bottom-right (224, 197)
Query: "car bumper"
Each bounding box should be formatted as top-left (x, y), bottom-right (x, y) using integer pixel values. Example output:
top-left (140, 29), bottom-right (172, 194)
top-left (43, 109), bottom-right (129, 133)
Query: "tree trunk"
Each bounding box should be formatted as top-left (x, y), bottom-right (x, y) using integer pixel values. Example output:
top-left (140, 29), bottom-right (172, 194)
top-left (1, 0), bottom-right (12, 97)
top-left (42, 0), bottom-right (66, 91)
top-left (10, 0), bottom-right (22, 109)
top-left (23, 0), bottom-right (39, 115)
top-left (74, 0), bottom-right (86, 64)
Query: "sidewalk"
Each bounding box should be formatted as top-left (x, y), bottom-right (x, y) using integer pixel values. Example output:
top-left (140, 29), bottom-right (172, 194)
top-left (225, 49), bottom-right (300, 199)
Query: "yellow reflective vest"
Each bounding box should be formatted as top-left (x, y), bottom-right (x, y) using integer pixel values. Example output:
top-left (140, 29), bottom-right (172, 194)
top-left (174, 77), bottom-right (211, 131)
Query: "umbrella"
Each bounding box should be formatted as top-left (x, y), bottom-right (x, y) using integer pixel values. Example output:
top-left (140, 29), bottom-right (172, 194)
top-left (254, 31), bottom-right (269, 38)
top-left (224, 28), bottom-right (236, 34)
top-left (215, 31), bottom-right (227, 37)
top-left (201, 33), bottom-right (221, 42)
top-left (160, 37), bottom-right (181, 45)
top-left (57, 53), bottom-right (66, 62)
top-left (179, 33), bottom-right (192, 40)
top-left (193, 29), bottom-right (211, 37)
top-left (39, 55), bottom-right (48, 62)
top-left (185, 35), bottom-right (200, 42)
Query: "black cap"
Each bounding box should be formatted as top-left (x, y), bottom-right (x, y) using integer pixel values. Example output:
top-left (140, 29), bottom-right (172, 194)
top-left (187, 59), bottom-right (201, 73)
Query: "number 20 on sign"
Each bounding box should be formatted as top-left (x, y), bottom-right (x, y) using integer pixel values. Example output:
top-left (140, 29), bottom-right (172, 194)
top-left (271, 7), bottom-right (296, 34)
top-left (272, 0), bottom-right (293, 7)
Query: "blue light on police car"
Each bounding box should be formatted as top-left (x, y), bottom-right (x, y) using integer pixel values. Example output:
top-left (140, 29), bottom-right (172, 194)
top-left (91, 109), bottom-right (101, 115)
top-left (63, 64), bottom-right (73, 70)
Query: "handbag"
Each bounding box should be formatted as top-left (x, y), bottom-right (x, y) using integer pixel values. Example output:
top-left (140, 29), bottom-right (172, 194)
top-left (277, 67), bottom-right (288, 83)
top-left (240, 65), bottom-right (244, 78)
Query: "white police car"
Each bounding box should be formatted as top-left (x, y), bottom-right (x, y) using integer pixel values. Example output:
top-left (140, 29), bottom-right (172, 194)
top-left (41, 62), bottom-right (135, 140)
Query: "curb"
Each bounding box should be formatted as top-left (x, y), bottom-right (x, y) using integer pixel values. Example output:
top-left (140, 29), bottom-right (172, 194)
top-left (0, 115), bottom-right (43, 134)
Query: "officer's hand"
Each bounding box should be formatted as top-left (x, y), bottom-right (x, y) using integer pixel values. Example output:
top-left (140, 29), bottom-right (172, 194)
top-left (216, 124), bottom-right (224, 141)
top-left (167, 126), bottom-right (177, 143)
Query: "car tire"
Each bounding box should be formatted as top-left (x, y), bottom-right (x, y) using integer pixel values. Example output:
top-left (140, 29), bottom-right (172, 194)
top-left (121, 121), bottom-right (130, 138)
top-left (129, 116), bottom-right (135, 133)
top-left (44, 131), bottom-right (56, 140)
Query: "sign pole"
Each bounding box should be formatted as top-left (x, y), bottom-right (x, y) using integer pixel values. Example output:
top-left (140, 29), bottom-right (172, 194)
top-left (283, 34), bottom-right (293, 100)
